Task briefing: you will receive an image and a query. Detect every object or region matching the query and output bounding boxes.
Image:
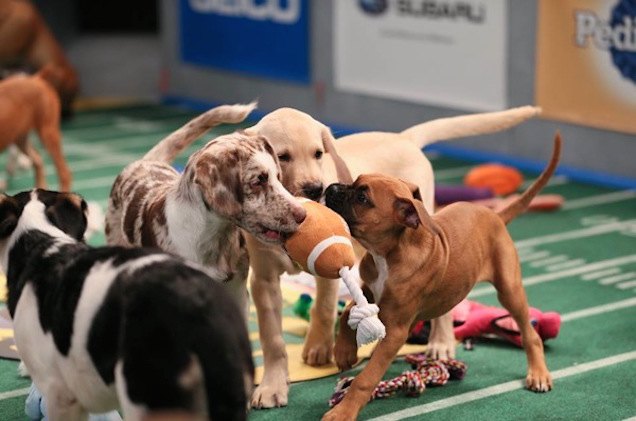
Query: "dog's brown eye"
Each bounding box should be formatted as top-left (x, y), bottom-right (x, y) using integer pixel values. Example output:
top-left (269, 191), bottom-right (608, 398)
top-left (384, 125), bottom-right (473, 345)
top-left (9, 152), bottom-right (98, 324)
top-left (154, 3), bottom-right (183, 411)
top-left (315, 150), bottom-right (323, 159)
top-left (253, 173), bottom-right (268, 187)
top-left (278, 152), bottom-right (291, 162)
top-left (356, 191), bottom-right (369, 205)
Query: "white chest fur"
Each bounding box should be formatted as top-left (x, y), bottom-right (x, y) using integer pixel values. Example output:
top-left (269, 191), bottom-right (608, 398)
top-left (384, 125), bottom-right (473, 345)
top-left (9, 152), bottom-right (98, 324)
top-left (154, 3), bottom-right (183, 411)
top-left (367, 252), bottom-right (389, 302)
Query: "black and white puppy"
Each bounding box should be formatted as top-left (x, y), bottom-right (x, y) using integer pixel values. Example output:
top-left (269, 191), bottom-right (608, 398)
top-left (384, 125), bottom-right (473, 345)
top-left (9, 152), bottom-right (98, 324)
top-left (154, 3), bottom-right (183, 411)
top-left (0, 189), bottom-right (253, 421)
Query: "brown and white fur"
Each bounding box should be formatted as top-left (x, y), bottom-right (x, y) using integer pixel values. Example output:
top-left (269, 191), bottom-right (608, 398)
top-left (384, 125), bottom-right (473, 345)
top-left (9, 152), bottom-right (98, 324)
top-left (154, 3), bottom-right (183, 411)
top-left (0, 68), bottom-right (71, 191)
top-left (322, 134), bottom-right (561, 420)
top-left (105, 103), bottom-right (306, 318)
top-left (243, 105), bottom-right (541, 407)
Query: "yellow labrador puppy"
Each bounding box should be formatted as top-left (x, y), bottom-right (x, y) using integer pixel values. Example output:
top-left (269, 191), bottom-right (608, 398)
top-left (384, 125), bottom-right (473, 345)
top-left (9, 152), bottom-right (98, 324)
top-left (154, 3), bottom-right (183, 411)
top-left (244, 105), bottom-right (541, 408)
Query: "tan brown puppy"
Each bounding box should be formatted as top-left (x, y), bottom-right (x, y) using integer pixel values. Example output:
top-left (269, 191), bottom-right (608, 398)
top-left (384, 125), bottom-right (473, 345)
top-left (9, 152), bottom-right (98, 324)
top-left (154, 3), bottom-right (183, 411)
top-left (0, 69), bottom-right (71, 191)
top-left (0, 0), bottom-right (79, 114)
top-left (323, 134), bottom-right (561, 420)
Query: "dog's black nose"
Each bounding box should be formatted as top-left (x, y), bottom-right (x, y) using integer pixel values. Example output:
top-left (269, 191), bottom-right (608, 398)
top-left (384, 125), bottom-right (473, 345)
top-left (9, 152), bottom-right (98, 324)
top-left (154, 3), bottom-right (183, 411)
top-left (302, 183), bottom-right (323, 201)
top-left (325, 183), bottom-right (347, 209)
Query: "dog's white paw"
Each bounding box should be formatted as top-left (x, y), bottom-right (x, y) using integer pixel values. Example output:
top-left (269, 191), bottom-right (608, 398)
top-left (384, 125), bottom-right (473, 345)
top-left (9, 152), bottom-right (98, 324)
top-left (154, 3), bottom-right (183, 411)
top-left (18, 361), bottom-right (30, 377)
top-left (16, 151), bottom-right (32, 171)
top-left (427, 312), bottom-right (457, 360)
top-left (426, 339), bottom-right (457, 360)
top-left (84, 202), bottom-right (105, 241)
top-left (251, 379), bottom-right (289, 409)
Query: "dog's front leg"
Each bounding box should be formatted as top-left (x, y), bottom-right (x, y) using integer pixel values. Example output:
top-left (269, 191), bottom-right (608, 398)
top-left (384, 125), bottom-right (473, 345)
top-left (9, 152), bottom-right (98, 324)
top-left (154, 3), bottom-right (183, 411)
top-left (427, 310), bottom-right (457, 359)
top-left (323, 320), bottom-right (411, 421)
top-left (334, 301), bottom-right (358, 371)
top-left (247, 234), bottom-right (290, 408)
top-left (302, 275), bottom-right (338, 365)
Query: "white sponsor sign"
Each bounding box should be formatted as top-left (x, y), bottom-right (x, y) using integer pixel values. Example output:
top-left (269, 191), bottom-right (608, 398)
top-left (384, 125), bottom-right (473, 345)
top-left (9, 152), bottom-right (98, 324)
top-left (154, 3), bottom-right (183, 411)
top-left (334, 0), bottom-right (508, 111)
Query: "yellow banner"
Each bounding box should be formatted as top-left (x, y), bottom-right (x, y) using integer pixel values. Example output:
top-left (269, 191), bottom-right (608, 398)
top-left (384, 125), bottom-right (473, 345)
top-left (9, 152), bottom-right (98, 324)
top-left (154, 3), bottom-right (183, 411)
top-left (536, 0), bottom-right (636, 134)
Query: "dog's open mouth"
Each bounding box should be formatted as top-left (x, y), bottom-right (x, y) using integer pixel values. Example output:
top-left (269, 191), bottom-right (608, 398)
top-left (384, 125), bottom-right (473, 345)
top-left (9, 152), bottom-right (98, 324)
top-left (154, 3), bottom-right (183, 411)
top-left (260, 225), bottom-right (292, 243)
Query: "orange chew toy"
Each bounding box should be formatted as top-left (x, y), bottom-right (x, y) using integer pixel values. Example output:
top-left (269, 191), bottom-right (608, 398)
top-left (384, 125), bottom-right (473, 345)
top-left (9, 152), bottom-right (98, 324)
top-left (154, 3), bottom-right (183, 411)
top-left (284, 198), bottom-right (386, 346)
top-left (464, 164), bottom-right (524, 195)
top-left (285, 199), bottom-right (355, 279)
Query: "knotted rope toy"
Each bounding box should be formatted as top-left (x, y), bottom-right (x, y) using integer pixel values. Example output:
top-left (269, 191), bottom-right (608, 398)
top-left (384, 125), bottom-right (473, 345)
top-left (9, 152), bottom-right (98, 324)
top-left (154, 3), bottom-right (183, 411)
top-left (329, 353), bottom-right (467, 407)
top-left (284, 198), bottom-right (386, 346)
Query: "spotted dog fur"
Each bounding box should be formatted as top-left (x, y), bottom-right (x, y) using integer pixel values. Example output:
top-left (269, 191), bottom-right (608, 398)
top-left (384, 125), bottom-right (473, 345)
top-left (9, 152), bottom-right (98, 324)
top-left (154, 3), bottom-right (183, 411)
top-left (1, 190), bottom-right (253, 420)
top-left (106, 103), bottom-right (306, 315)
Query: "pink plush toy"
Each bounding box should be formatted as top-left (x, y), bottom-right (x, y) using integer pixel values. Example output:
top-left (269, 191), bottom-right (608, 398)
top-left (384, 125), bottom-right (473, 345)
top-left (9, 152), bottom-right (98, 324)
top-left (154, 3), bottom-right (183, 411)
top-left (452, 299), bottom-right (561, 347)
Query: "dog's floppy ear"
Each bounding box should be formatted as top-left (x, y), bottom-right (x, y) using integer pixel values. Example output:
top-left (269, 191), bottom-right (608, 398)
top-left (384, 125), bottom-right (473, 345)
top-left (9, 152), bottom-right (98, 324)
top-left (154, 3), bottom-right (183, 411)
top-left (44, 193), bottom-right (88, 241)
top-left (0, 194), bottom-right (20, 239)
top-left (404, 181), bottom-right (423, 201)
top-left (259, 135), bottom-right (283, 178)
top-left (321, 125), bottom-right (353, 184)
top-left (394, 197), bottom-right (439, 234)
top-left (193, 157), bottom-right (243, 218)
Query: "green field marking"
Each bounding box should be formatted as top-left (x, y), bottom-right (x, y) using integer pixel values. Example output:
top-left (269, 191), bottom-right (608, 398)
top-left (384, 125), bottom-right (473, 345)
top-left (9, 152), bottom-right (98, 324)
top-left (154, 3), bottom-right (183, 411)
top-left (0, 359), bottom-right (29, 394)
top-left (471, 254), bottom-right (636, 299)
top-left (0, 394), bottom-right (31, 421)
top-left (249, 306), bottom-right (636, 421)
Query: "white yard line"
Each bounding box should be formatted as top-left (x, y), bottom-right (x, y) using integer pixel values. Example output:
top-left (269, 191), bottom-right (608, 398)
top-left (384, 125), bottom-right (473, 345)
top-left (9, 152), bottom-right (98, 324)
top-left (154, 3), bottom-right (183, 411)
top-left (470, 254), bottom-right (636, 297)
top-left (0, 387), bottom-right (31, 401)
top-left (560, 297), bottom-right (636, 321)
top-left (515, 219), bottom-right (636, 249)
top-left (370, 350), bottom-right (636, 421)
top-left (582, 268), bottom-right (622, 281)
top-left (545, 259), bottom-right (586, 272)
top-left (562, 190), bottom-right (636, 210)
top-left (529, 254), bottom-right (569, 268)
top-left (72, 175), bottom-right (117, 191)
top-left (519, 250), bottom-right (551, 263)
top-left (600, 272), bottom-right (636, 285)
top-left (10, 155), bottom-right (134, 182)
top-left (617, 280), bottom-right (636, 290)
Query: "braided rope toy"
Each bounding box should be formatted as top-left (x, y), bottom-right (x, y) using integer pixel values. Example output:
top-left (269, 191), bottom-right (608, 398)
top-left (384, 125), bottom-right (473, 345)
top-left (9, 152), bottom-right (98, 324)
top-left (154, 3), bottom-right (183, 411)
top-left (329, 354), bottom-right (467, 407)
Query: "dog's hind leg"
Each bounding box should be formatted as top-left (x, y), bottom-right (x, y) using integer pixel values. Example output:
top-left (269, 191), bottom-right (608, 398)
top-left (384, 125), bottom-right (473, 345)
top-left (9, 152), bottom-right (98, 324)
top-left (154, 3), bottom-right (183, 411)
top-left (491, 247), bottom-right (553, 393)
top-left (16, 136), bottom-right (46, 189)
top-left (302, 275), bottom-right (338, 366)
top-left (37, 125), bottom-right (72, 191)
top-left (427, 310), bottom-right (457, 359)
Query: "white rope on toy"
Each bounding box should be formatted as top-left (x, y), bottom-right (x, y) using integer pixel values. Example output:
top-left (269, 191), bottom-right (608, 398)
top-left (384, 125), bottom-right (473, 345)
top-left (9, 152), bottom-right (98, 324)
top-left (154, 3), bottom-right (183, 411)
top-left (339, 266), bottom-right (386, 347)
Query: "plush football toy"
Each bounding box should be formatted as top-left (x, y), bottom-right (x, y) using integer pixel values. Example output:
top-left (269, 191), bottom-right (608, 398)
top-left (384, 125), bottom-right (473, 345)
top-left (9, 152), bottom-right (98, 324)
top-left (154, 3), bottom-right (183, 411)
top-left (285, 199), bottom-right (386, 346)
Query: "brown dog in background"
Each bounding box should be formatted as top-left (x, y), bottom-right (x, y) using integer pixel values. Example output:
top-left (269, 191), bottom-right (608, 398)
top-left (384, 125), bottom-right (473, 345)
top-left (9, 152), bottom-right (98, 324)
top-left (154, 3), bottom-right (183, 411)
top-left (0, 68), bottom-right (72, 191)
top-left (0, 0), bottom-right (79, 115)
top-left (323, 134), bottom-right (561, 420)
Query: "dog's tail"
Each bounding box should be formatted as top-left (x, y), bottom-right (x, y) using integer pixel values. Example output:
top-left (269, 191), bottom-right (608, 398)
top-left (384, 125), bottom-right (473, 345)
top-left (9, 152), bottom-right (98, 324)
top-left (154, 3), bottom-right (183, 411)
top-left (497, 132), bottom-right (562, 225)
top-left (400, 105), bottom-right (541, 149)
top-left (143, 102), bottom-right (257, 163)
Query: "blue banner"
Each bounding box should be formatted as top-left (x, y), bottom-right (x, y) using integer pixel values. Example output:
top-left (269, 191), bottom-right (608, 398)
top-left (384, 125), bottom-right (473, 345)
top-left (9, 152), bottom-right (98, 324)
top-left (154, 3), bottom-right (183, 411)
top-left (180, 0), bottom-right (310, 84)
